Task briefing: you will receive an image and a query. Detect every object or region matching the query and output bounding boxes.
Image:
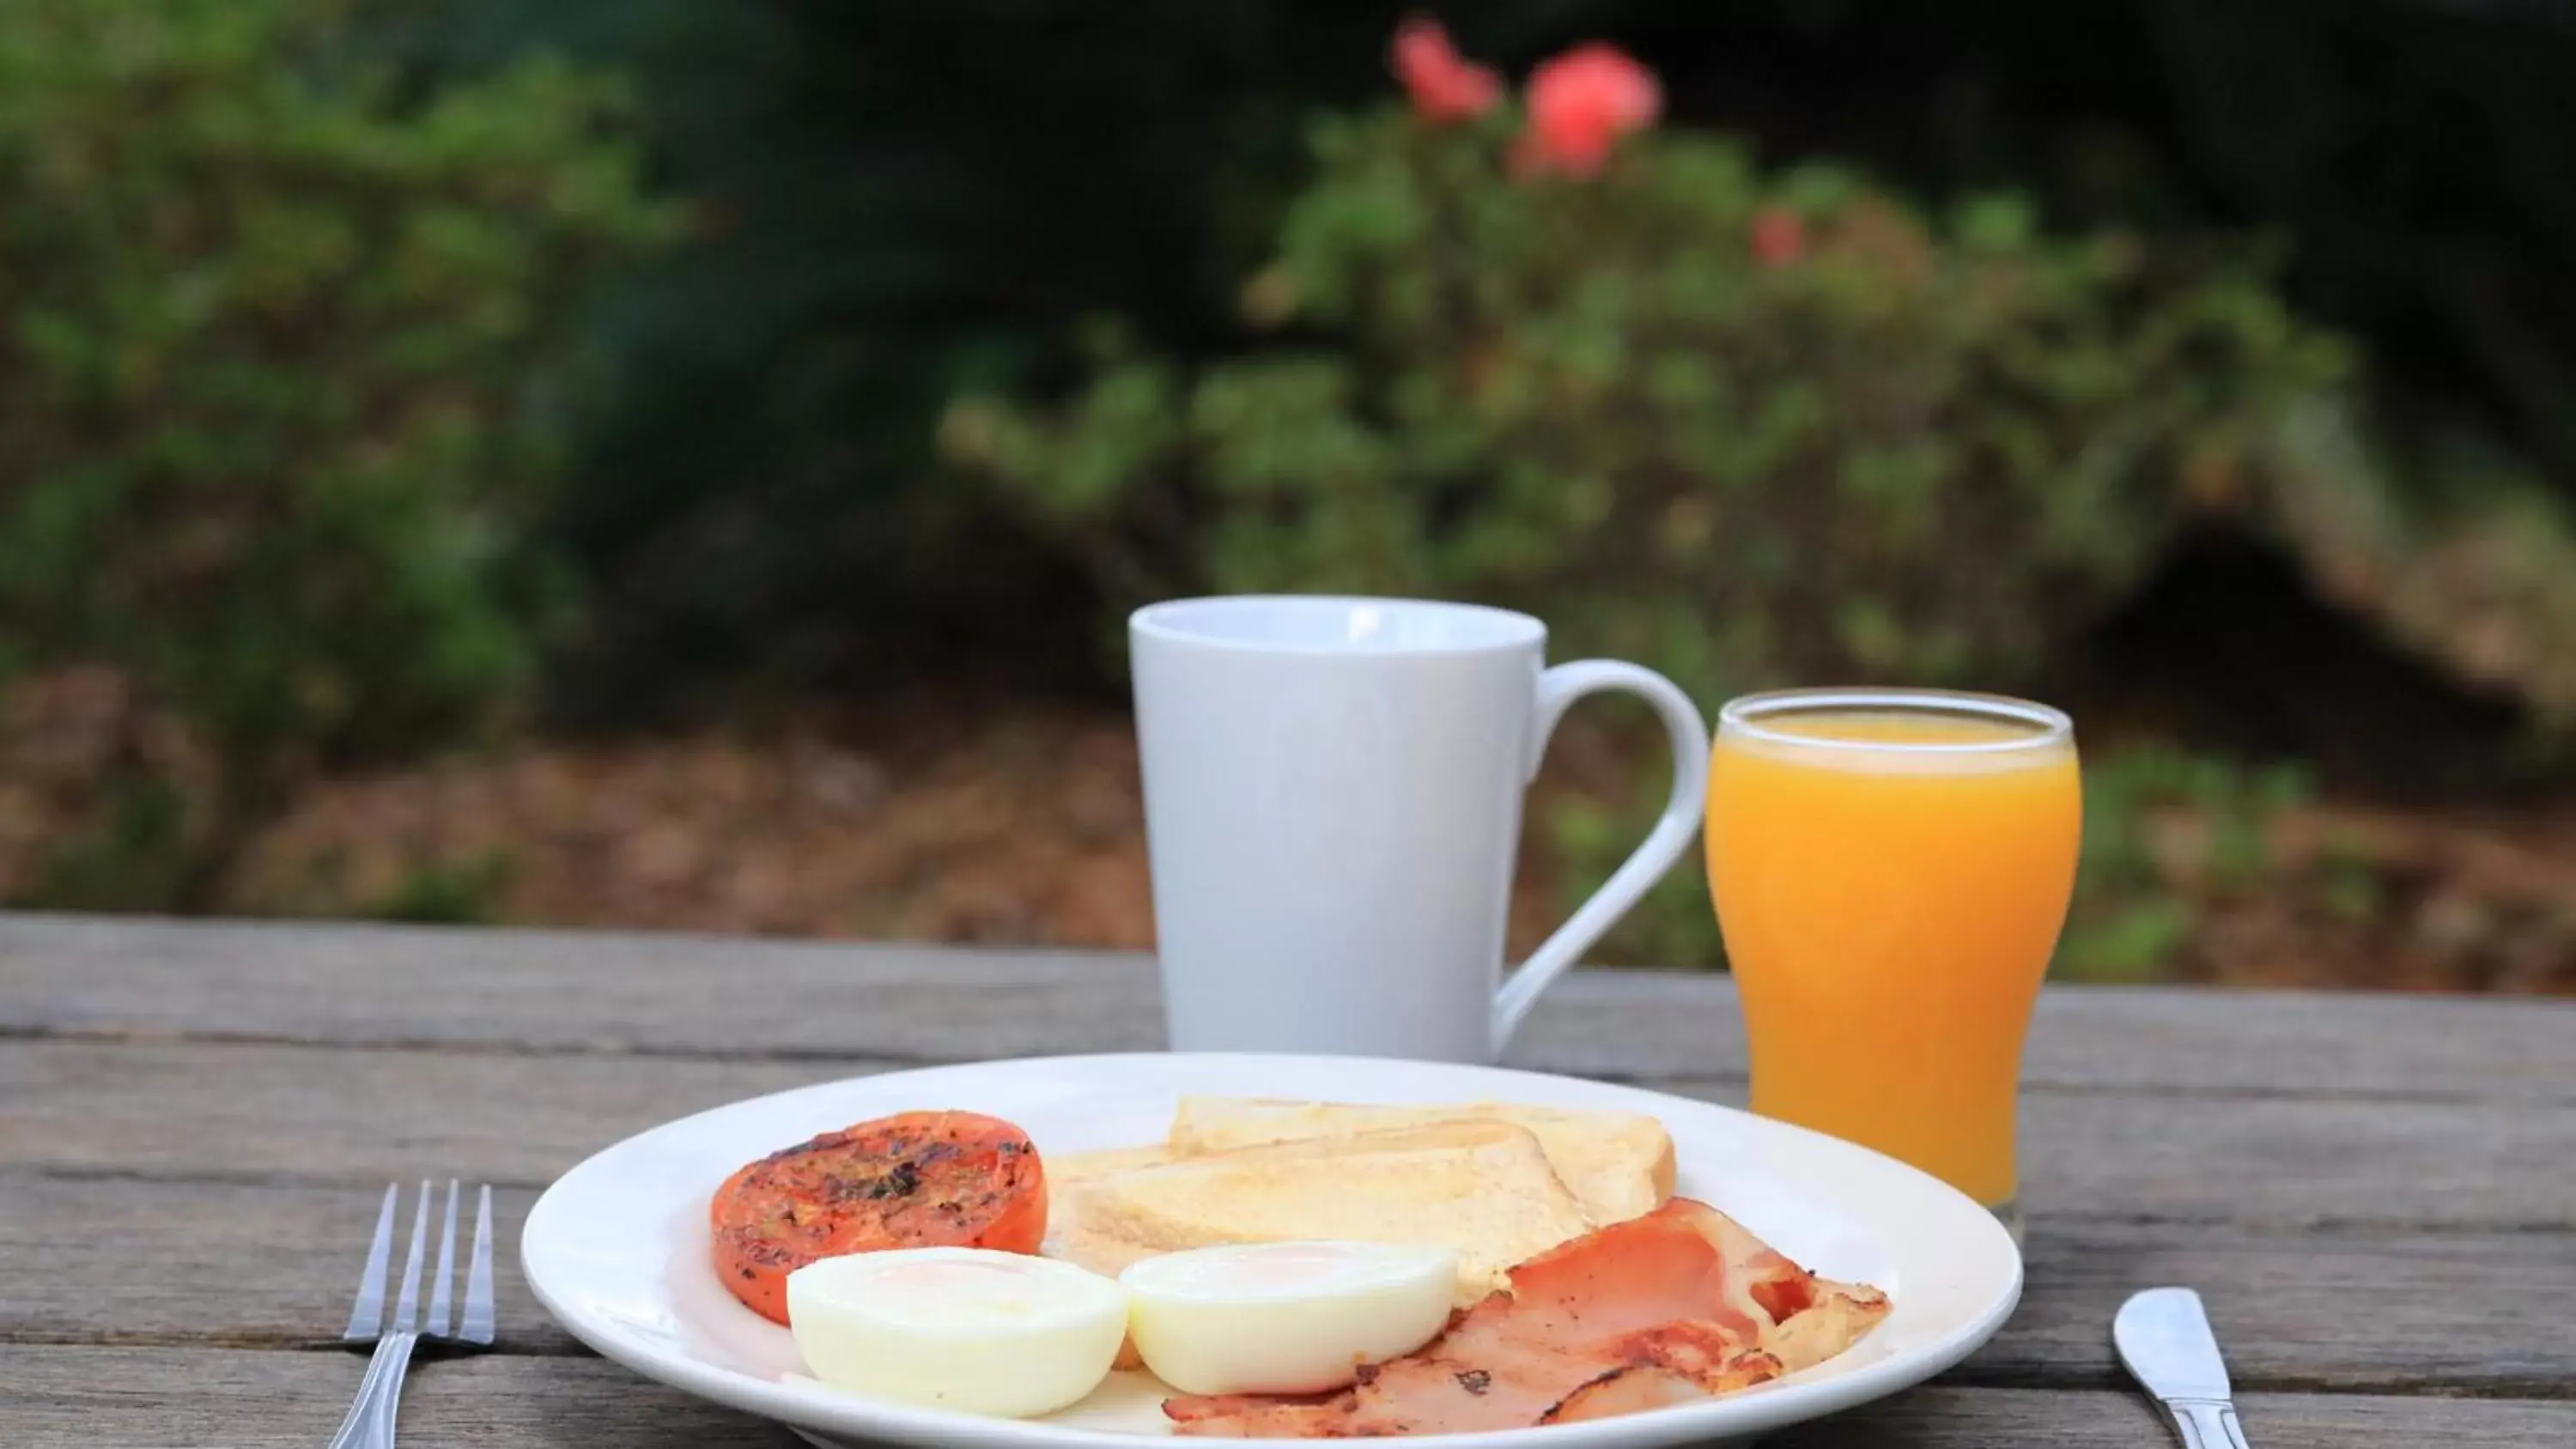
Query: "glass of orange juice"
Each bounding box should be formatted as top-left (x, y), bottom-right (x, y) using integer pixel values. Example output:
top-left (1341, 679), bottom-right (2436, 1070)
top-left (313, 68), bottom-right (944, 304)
top-left (1705, 688), bottom-right (2081, 1238)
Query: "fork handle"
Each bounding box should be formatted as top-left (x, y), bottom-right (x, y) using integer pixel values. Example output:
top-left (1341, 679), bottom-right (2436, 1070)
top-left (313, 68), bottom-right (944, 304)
top-left (326, 1339), bottom-right (398, 1449)
top-left (330, 1333), bottom-right (418, 1449)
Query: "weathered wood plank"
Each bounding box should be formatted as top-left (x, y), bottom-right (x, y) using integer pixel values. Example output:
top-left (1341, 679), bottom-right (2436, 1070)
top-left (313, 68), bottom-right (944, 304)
top-left (1993, 1217), bottom-right (2576, 1396)
top-left (8, 916), bottom-right (2569, 1440)
top-left (0, 1347), bottom-right (781, 1449)
top-left (0, 1040), bottom-right (843, 1185)
top-left (1656, 1079), bottom-right (2567, 1229)
top-left (6, 1176), bottom-right (2566, 1395)
top-left (1772, 1386), bottom-right (2576, 1448)
top-left (5, 913), bottom-right (2570, 1100)
top-left (3, 1348), bottom-right (2572, 1449)
top-left (2, 1040), bottom-right (2564, 1226)
top-left (0, 1179), bottom-right (566, 1355)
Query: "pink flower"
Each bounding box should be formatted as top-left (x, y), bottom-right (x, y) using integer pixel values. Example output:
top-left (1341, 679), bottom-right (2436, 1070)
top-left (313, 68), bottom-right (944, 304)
top-left (1515, 43), bottom-right (1662, 179)
top-left (1751, 208), bottom-right (1807, 267)
top-left (1391, 18), bottom-right (1502, 124)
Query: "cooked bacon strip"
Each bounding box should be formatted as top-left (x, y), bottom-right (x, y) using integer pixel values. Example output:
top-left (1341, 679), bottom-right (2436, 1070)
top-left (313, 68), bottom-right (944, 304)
top-left (1163, 1199), bottom-right (1887, 1437)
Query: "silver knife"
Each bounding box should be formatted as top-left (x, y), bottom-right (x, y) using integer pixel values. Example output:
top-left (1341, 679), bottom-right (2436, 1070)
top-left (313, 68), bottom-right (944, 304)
top-left (2114, 1288), bottom-right (2251, 1449)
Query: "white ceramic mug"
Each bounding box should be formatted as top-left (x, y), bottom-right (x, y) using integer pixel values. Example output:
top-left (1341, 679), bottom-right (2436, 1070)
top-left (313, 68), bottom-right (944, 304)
top-left (1129, 596), bottom-right (1710, 1063)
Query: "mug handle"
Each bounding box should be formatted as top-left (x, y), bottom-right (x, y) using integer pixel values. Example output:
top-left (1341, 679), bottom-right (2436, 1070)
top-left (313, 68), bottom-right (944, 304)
top-left (1491, 660), bottom-right (1710, 1053)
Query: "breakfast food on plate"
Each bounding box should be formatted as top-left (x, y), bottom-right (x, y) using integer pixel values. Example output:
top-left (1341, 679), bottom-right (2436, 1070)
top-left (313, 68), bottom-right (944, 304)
top-left (710, 1095), bottom-right (1890, 1435)
top-left (787, 1246), bottom-right (1129, 1418)
top-left (1045, 1099), bottom-right (1677, 1309)
top-left (1168, 1096), bottom-right (1676, 1224)
top-left (1160, 1198), bottom-right (1892, 1436)
top-left (1054, 1120), bottom-right (1595, 1306)
top-left (711, 1109), bottom-right (1045, 1324)
top-left (1121, 1241), bottom-right (1461, 1396)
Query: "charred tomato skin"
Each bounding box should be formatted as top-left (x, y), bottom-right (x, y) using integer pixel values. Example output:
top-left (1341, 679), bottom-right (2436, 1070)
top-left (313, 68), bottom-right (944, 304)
top-left (709, 1109), bottom-right (1047, 1324)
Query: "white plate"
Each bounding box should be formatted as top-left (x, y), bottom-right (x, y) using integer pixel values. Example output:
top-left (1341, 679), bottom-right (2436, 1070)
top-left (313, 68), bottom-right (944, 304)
top-left (521, 1053), bottom-right (2020, 1448)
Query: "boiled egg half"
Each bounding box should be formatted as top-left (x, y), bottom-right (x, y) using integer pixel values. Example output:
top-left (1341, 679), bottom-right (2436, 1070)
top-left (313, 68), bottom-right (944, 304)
top-left (787, 1247), bottom-right (1129, 1418)
top-left (1121, 1240), bottom-right (1459, 1396)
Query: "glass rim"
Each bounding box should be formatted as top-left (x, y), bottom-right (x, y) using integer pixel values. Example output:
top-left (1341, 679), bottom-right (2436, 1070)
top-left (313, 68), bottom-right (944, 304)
top-left (1718, 687), bottom-right (2073, 755)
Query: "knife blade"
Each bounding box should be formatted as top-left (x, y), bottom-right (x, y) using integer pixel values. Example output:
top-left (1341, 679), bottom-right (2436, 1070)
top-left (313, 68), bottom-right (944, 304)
top-left (2114, 1288), bottom-right (2250, 1449)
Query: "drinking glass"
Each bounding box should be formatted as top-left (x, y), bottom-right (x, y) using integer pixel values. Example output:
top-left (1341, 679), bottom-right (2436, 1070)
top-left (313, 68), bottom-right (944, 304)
top-left (1704, 688), bottom-right (2081, 1238)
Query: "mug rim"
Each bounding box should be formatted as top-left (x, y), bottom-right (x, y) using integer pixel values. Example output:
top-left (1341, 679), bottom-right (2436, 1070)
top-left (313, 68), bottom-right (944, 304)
top-left (1130, 594), bottom-right (1546, 657)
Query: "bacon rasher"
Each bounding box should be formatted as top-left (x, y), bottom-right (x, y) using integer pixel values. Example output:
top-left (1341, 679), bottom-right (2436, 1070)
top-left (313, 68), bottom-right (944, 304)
top-left (1163, 1199), bottom-right (1890, 1437)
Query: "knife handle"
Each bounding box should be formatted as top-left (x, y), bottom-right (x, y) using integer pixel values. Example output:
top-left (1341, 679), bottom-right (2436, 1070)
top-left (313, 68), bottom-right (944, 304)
top-left (2160, 1397), bottom-right (2250, 1449)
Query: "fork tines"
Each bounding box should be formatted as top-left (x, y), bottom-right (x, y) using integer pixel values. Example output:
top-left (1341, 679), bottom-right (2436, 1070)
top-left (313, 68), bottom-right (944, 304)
top-left (344, 1179), bottom-right (497, 1349)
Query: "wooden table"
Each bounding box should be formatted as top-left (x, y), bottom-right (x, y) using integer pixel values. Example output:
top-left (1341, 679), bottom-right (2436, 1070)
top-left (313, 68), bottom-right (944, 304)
top-left (3, 912), bottom-right (2571, 1446)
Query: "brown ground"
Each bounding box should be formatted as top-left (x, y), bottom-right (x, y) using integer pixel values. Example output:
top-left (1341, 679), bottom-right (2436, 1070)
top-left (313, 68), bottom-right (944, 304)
top-left (7, 664), bottom-right (2568, 991)
top-left (2182, 803), bottom-right (2576, 992)
top-left (238, 707), bottom-right (1168, 949)
top-left (219, 703), bottom-right (2576, 995)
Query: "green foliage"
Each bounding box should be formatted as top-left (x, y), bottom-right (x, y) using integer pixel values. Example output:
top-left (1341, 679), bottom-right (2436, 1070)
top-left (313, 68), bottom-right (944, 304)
top-left (370, 850), bottom-right (517, 925)
top-left (1546, 738), bottom-right (2312, 977)
top-left (2057, 745), bottom-right (2313, 982)
top-left (946, 103), bottom-right (2357, 973)
top-left (395, 0), bottom-right (1425, 706)
top-left (28, 776), bottom-right (197, 912)
top-left (1546, 786), bottom-right (1722, 970)
top-left (0, 0), bottom-right (670, 906)
top-left (359, 2), bottom-right (2576, 708)
top-left (949, 106), bottom-right (2348, 699)
top-left (2254, 402), bottom-right (2576, 731)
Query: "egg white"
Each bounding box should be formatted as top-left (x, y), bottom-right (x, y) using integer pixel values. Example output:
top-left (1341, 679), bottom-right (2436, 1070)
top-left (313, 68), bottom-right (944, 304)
top-left (787, 1247), bottom-right (1130, 1418)
top-left (1121, 1240), bottom-right (1460, 1396)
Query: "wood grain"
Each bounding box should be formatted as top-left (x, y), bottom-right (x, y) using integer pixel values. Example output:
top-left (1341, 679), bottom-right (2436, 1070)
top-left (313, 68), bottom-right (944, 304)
top-left (1771, 1386), bottom-right (2576, 1448)
top-left (5, 1176), bottom-right (2567, 1395)
top-left (0, 1178), bottom-right (566, 1354)
top-left (4, 1347), bottom-right (2573, 1449)
top-left (4, 912), bottom-right (2571, 1445)
top-left (0, 1346), bottom-right (781, 1449)
top-left (0, 1040), bottom-right (856, 1185)
top-left (3, 1038), bottom-right (2563, 1224)
top-left (1993, 1217), bottom-right (2576, 1395)
top-left (6, 913), bottom-right (2570, 1100)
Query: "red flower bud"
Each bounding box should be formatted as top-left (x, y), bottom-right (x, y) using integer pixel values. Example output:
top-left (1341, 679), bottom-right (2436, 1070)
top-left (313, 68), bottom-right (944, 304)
top-left (1516, 43), bottom-right (1662, 179)
top-left (1751, 208), bottom-right (1807, 267)
top-left (1391, 17), bottom-right (1502, 124)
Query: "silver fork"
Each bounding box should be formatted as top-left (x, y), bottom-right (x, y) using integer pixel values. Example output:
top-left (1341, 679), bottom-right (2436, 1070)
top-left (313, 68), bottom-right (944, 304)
top-left (330, 1180), bottom-right (497, 1449)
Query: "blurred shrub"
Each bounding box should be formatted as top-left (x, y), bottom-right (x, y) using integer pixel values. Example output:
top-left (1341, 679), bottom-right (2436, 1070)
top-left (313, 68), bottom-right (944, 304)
top-left (2254, 403), bottom-right (2576, 732)
top-left (387, 0), bottom-right (1426, 709)
top-left (1545, 783), bottom-right (1722, 971)
top-left (368, 850), bottom-right (519, 926)
top-left (400, 1), bottom-right (2576, 703)
top-left (0, 668), bottom-right (212, 910)
top-left (947, 106), bottom-right (2346, 694)
top-left (943, 97), bottom-right (2373, 972)
top-left (0, 0), bottom-right (669, 906)
top-left (2059, 745), bottom-right (2312, 982)
top-left (1538, 736), bottom-right (2316, 978)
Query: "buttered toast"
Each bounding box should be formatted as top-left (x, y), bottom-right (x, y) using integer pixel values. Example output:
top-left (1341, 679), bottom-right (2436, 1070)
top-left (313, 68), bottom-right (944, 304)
top-left (1050, 1120), bottom-right (1596, 1306)
top-left (1167, 1095), bottom-right (1676, 1225)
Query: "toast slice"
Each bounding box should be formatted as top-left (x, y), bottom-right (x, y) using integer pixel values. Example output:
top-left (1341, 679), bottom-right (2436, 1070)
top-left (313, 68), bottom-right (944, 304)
top-left (1039, 1141), bottom-right (1179, 1275)
top-left (1168, 1096), bottom-right (1676, 1225)
top-left (1045, 1141), bottom-right (1176, 1185)
top-left (1051, 1120), bottom-right (1595, 1305)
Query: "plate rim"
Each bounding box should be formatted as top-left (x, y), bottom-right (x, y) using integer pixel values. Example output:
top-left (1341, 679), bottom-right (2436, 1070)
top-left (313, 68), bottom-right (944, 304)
top-left (520, 1051), bottom-right (2023, 1449)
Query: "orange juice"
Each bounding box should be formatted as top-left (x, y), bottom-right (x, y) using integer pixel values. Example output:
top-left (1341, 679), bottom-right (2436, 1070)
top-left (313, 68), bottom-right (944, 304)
top-left (1705, 694), bottom-right (2080, 1217)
